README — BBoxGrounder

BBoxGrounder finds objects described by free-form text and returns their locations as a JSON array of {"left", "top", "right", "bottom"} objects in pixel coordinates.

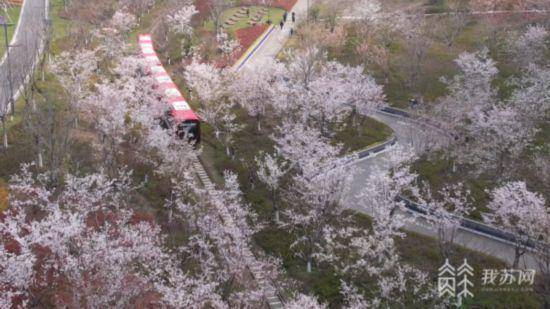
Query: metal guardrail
[
  {"left": 377, "top": 106, "right": 546, "bottom": 252},
  {"left": 396, "top": 186, "right": 543, "bottom": 251},
  {"left": 355, "top": 135, "right": 398, "bottom": 159},
  {"left": 379, "top": 106, "right": 455, "bottom": 138}
]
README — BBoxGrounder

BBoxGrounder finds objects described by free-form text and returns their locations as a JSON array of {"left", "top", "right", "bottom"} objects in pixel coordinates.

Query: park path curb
[
  {"left": 233, "top": 24, "right": 275, "bottom": 71},
  {"left": 1, "top": 0, "right": 49, "bottom": 118},
  {"left": 360, "top": 106, "right": 544, "bottom": 268},
  {"left": 0, "top": 0, "right": 25, "bottom": 64}
]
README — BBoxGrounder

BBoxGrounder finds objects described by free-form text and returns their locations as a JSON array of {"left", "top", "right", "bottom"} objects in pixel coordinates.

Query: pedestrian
[
  {"left": 292, "top": 12, "right": 295, "bottom": 22},
  {"left": 290, "top": 27, "right": 294, "bottom": 36},
  {"left": 283, "top": 11, "right": 288, "bottom": 22},
  {"left": 246, "top": 8, "right": 250, "bottom": 17},
  {"left": 280, "top": 20, "right": 284, "bottom": 30}
]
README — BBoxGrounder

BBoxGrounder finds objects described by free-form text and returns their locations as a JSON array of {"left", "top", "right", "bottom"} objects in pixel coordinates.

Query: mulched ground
[{"left": 234, "top": 24, "right": 268, "bottom": 60}]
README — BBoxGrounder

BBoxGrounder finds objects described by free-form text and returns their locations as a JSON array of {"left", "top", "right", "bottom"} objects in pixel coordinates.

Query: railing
[
  {"left": 374, "top": 106, "right": 545, "bottom": 253},
  {"left": 0, "top": 0, "right": 49, "bottom": 120},
  {"left": 397, "top": 191, "right": 543, "bottom": 252},
  {"left": 378, "top": 106, "right": 456, "bottom": 139}
]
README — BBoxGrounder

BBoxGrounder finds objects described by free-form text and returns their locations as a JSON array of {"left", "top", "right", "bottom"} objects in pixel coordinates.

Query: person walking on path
[
  {"left": 280, "top": 20, "right": 284, "bottom": 30},
  {"left": 292, "top": 12, "right": 295, "bottom": 22},
  {"left": 290, "top": 27, "right": 294, "bottom": 36},
  {"left": 283, "top": 11, "right": 288, "bottom": 22}
]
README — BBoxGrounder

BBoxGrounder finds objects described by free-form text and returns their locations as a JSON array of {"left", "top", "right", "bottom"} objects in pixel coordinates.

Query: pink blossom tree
[
  {"left": 229, "top": 59, "right": 284, "bottom": 132},
  {"left": 416, "top": 184, "right": 471, "bottom": 258},
  {"left": 286, "top": 293, "right": 326, "bottom": 308},
  {"left": 315, "top": 147, "right": 439, "bottom": 307},
  {"left": 272, "top": 48, "right": 385, "bottom": 136},
  {"left": 436, "top": 49, "right": 536, "bottom": 175},
  {"left": 184, "top": 60, "right": 242, "bottom": 156},
  {"left": 166, "top": 5, "right": 198, "bottom": 36},
  {"left": 509, "top": 25, "right": 549, "bottom": 67},
  {"left": 110, "top": 10, "right": 138, "bottom": 34},
  {"left": 487, "top": 181, "right": 548, "bottom": 267},
  {"left": 273, "top": 122, "right": 349, "bottom": 272},
  {"left": 0, "top": 166, "right": 225, "bottom": 307},
  {"left": 255, "top": 151, "right": 288, "bottom": 222}
]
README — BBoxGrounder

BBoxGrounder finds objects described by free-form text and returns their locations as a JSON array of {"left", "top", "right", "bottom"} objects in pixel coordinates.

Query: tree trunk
[
  {"left": 513, "top": 246, "right": 523, "bottom": 268},
  {"left": 38, "top": 151, "right": 43, "bottom": 168},
  {"left": 2, "top": 118, "right": 7, "bottom": 148}
]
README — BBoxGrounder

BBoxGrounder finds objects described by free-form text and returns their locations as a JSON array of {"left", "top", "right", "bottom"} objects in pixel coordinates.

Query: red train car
[{"left": 138, "top": 34, "right": 200, "bottom": 144}]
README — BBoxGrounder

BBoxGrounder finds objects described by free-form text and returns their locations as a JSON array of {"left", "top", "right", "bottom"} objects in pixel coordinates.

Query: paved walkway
[
  {"left": 344, "top": 111, "right": 539, "bottom": 269},
  {"left": 0, "top": 0, "right": 48, "bottom": 119},
  {"left": 240, "top": 0, "right": 310, "bottom": 71}
]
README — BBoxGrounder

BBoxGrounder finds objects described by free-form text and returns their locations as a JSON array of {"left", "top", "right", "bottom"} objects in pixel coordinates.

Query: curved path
[
  {"left": 241, "top": 0, "right": 540, "bottom": 270},
  {"left": 0, "top": 0, "right": 48, "bottom": 120},
  {"left": 346, "top": 111, "right": 538, "bottom": 269}
]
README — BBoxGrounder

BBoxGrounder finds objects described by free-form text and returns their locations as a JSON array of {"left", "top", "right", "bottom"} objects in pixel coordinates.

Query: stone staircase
[{"left": 192, "top": 157, "right": 285, "bottom": 309}]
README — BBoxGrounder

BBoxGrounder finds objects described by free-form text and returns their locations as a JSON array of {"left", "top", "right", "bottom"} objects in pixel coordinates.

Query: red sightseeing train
[{"left": 138, "top": 34, "right": 201, "bottom": 144}]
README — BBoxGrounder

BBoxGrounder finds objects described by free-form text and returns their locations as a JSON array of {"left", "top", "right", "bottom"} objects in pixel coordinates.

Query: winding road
[{"left": 242, "top": 0, "right": 540, "bottom": 270}]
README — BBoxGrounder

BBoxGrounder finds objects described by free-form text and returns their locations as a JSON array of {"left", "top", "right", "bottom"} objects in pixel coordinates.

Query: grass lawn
[
  {"left": 254, "top": 212, "right": 542, "bottom": 307},
  {"left": 0, "top": 0, "right": 78, "bottom": 184},
  {"left": 0, "top": 5, "right": 22, "bottom": 56},
  {"left": 205, "top": 6, "right": 285, "bottom": 36},
  {"left": 335, "top": 117, "right": 393, "bottom": 153}
]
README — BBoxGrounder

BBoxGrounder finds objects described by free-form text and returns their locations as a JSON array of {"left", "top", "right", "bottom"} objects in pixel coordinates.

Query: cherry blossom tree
[
  {"left": 273, "top": 121, "right": 341, "bottom": 177},
  {"left": 119, "top": 0, "right": 156, "bottom": 21},
  {"left": 509, "top": 64, "right": 550, "bottom": 124},
  {"left": 208, "top": 0, "right": 234, "bottom": 33},
  {"left": 487, "top": 181, "right": 548, "bottom": 267},
  {"left": 229, "top": 59, "right": 285, "bottom": 131},
  {"left": 166, "top": 5, "right": 198, "bottom": 36},
  {"left": 110, "top": 10, "right": 138, "bottom": 34},
  {"left": 509, "top": 25, "right": 548, "bottom": 67},
  {"left": 416, "top": 184, "right": 471, "bottom": 258},
  {"left": 314, "top": 147, "right": 439, "bottom": 307},
  {"left": 273, "top": 48, "right": 385, "bottom": 136},
  {"left": 286, "top": 293, "right": 326, "bottom": 308},
  {"left": 0, "top": 166, "right": 225, "bottom": 307},
  {"left": 19, "top": 50, "right": 100, "bottom": 185},
  {"left": 184, "top": 60, "right": 242, "bottom": 156},
  {"left": 435, "top": 49, "right": 536, "bottom": 175},
  {"left": 283, "top": 163, "right": 350, "bottom": 273},
  {"left": 273, "top": 122, "right": 349, "bottom": 272},
  {"left": 216, "top": 30, "right": 240, "bottom": 57},
  {"left": 434, "top": 0, "right": 471, "bottom": 51},
  {"left": 440, "top": 49, "right": 549, "bottom": 178},
  {"left": 50, "top": 49, "right": 99, "bottom": 107},
  {"left": 255, "top": 151, "right": 287, "bottom": 222}
]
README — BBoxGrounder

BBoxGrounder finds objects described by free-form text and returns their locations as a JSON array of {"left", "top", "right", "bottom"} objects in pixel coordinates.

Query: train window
[{"left": 177, "top": 121, "right": 199, "bottom": 142}]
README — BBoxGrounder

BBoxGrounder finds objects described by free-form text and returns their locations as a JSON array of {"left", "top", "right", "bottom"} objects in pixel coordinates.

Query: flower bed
[
  {"left": 234, "top": 24, "right": 268, "bottom": 60},
  {"left": 272, "top": 0, "right": 298, "bottom": 11}
]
